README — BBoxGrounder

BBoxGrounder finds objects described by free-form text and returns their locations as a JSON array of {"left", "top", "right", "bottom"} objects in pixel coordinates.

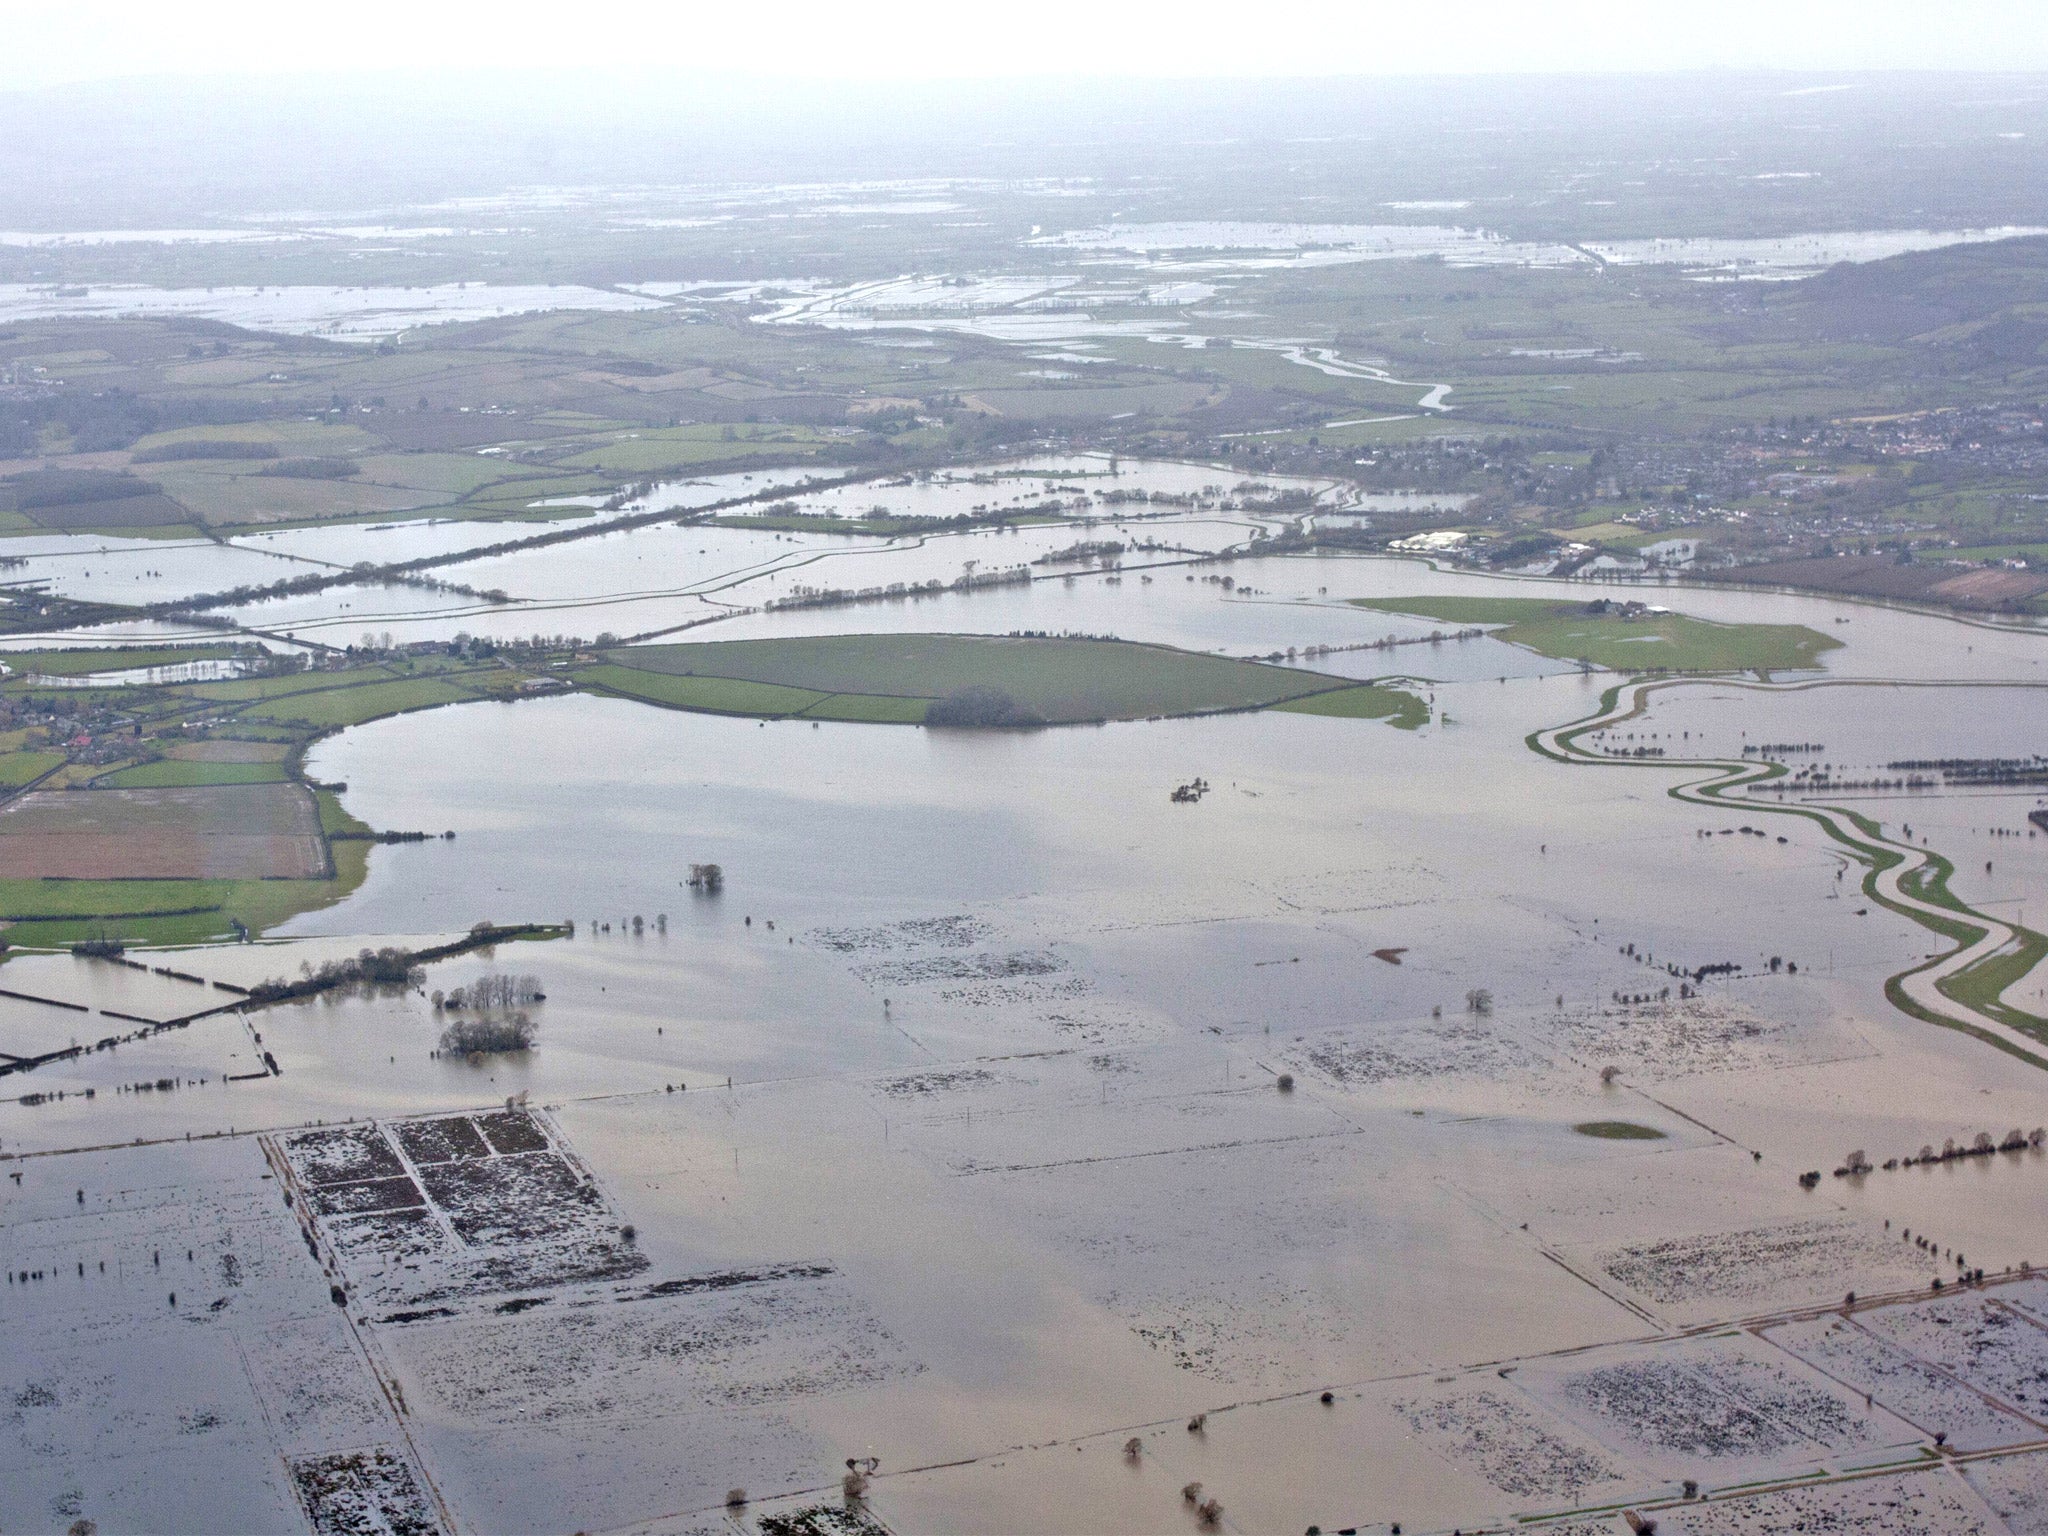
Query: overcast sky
[{"left": 7, "top": 0, "right": 2048, "bottom": 90}]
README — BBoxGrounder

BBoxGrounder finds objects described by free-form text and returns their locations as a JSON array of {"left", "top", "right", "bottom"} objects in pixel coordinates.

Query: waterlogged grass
[
  {"left": 596, "top": 633, "right": 1350, "bottom": 725},
  {"left": 1273, "top": 684, "right": 1430, "bottom": 728},
  {"left": 314, "top": 787, "right": 370, "bottom": 838},
  {"left": 1573, "top": 1120, "right": 1668, "bottom": 1140},
  {"left": 1352, "top": 596, "right": 1840, "bottom": 673},
  {"left": 183, "top": 672, "right": 363, "bottom": 703},
  {"left": 1862, "top": 827, "right": 2048, "bottom": 1037},
  {"left": 1547, "top": 681, "right": 2048, "bottom": 1057},
  {"left": 1937, "top": 920, "right": 2048, "bottom": 1034}
]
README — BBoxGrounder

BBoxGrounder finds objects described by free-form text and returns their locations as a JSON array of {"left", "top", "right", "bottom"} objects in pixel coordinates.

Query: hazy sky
[{"left": 7, "top": 0, "right": 2048, "bottom": 88}]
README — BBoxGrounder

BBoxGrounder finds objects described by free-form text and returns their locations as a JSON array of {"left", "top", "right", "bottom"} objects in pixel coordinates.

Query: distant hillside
[{"left": 1730, "top": 234, "right": 2048, "bottom": 367}]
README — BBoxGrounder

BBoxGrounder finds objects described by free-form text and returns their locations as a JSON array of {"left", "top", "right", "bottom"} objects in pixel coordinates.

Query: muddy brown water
[{"left": 3, "top": 542, "right": 2047, "bottom": 1534}]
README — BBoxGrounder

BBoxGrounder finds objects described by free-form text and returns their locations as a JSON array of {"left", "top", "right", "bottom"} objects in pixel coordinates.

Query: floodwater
[
  {"left": 1027, "top": 221, "right": 2048, "bottom": 281},
  {"left": 200, "top": 457, "right": 1348, "bottom": 644},
  {"left": 0, "top": 534, "right": 313, "bottom": 606},
  {"left": 0, "top": 282, "right": 666, "bottom": 340},
  {"left": 1585, "top": 226, "right": 2048, "bottom": 277},
  {"left": 5, "top": 499, "right": 2048, "bottom": 1534},
  {"left": 14, "top": 657, "right": 255, "bottom": 688}
]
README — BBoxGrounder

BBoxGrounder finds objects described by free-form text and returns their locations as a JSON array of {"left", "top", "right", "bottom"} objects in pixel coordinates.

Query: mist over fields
[{"left": 4, "top": 70, "right": 2047, "bottom": 239}]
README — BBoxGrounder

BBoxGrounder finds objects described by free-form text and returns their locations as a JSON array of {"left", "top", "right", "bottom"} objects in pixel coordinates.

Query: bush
[
  {"left": 440, "top": 972, "right": 543, "bottom": 1010},
  {"left": 925, "top": 686, "right": 1045, "bottom": 728},
  {"left": 249, "top": 945, "right": 422, "bottom": 1003}
]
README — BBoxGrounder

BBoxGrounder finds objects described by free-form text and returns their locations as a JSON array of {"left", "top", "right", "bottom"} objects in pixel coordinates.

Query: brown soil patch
[
  {"left": 1720, "top": 555, "right": 2048, "bottom": 611},
  {"left": 1926, "top": 567, "right": 2048, "bottom": 605},
  {"left": 166, "top": 739, "right": 292, "bottom": 763},
  {"left": 0, "top": 783, "right": 326, "bottom": 879},
  {"left": 1725, "top": 555, "right": 1944, "bottom": 599}
]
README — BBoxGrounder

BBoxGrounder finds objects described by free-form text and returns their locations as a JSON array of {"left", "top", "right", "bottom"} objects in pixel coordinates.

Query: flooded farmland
[
  {"left": 4, "top": 481, "right": 2047, "bottom": 1533},
  {"left": 11, "top": 55, "right": 2048, "bottom": 1527}
]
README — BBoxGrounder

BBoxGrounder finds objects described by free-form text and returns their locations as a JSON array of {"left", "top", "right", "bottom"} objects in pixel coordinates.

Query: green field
[
  {"left": 590, "top": 633, "right": 1356, "bottom": 725},
  {"left": 0, "top": 633, "right": 1415, "bottom": 945},
  {"left": 0, "top": 785, "right": 377, "bottom": 948},
  {"left": 235, "top": 674, "right": 484, "bottom": 729},
  {"left": 0, "top": 869, "right": 367, "bottom": 948},
  {"left": 0, "top": 748, "right": 66, "bottom": 786},
  {"left": 1935, "top": 925, "right": 2048, "bottom": 1032},
  {"left": 1, "top": 644, "right": 241, "bottom": 677},
  {"left": 577, "top": 664, "right": 833, "bottom": 718},
  {"left": 93, "top": 758, "right": 291, "bottom": 788},
  {"left": 0, "top": 658, "right": 493, "bottom": 945},
  {"left": 1351, "top": 597, "right": 1841, "bottom": 673},
  {"left": 1271, "top": 684, "right": 1431, "bottom": 728}
]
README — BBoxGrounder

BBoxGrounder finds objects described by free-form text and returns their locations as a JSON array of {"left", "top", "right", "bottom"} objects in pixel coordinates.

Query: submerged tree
[
  {"left": 440, "top": 1012, "right": 537, "bottom": 1056},
  {"left": 441, "top": 973, "right": 543, "bottom": 1011}
]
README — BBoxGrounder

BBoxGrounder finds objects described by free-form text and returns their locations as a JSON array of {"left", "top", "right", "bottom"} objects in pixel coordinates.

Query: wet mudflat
[{"left": 3, "top": 538, "right": 2048, "bottom": 1533}]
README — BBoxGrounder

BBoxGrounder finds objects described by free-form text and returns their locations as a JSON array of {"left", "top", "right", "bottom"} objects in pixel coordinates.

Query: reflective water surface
[{"left": 4, "top": 502, "right": 2048, "bottom": 1535}]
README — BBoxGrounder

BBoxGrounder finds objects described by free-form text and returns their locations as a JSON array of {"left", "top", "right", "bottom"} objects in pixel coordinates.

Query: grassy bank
[
  {"left": 585, "top": 632, "right": 1378, "bottom": 726},
  {"left": 1352, "top": 596, "right": 1840, "bottom": 673}
]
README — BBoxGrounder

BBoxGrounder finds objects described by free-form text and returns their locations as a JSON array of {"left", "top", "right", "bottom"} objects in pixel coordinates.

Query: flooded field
[
  {"left": 0, "top": 282, "right": 664, "bottom": 339},
  {"left": 3, "top": 457, "right": 2048, "bottom": 1535},
  {"left": 13, "top": 52, "right": 2048, "bottom": 1527}
]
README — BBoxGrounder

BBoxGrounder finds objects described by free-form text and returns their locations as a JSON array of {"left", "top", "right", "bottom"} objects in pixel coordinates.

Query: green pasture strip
[
  {"left": 235, "top": 675, "right": 484, "bottom": 729},
  {"left": 1353, "top": 596, "right": 1841, "bottom": 672},
  {"left": 1534, "top": 681, "right": 2048, "bottom": 1056},
  {"left": 1271, "top": 684, "right": 1430, "bottom": 728},
  {"left": 92, "top": 759, "right": 290, "bottom": 789},
  {"left": 0, "top": 749, "right": 66, "bottom": 787},
  {"left": 576, "top": 664, "right": 832, "bottom": 718}
]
